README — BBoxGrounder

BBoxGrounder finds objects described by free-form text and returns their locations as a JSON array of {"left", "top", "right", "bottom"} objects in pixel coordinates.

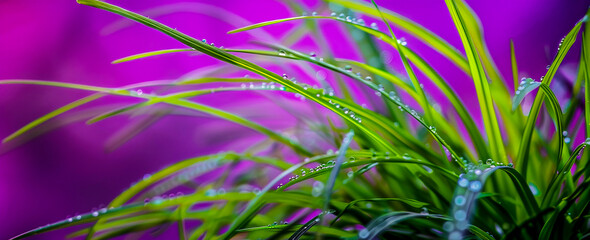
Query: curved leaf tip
[{"left": 512, "top": 78, "right": 540, "bottom": 111}]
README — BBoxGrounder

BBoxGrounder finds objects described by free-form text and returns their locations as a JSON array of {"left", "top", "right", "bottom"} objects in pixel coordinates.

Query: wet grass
[{"left": 3, "top": 0, "right": 590, "bottom": 239}]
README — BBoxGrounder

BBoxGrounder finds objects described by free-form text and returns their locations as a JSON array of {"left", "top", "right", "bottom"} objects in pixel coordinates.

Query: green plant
[{"left": 4, "top": 0, "right": 590, "bottom": 239}]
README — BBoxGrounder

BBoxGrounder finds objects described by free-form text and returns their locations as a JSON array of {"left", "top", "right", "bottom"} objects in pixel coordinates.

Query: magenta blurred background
[{"left": 0, "top": 0, "right": 586, "bottom": 238}]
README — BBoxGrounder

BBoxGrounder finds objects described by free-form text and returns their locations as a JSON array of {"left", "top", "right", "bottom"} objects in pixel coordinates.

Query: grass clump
[{"left": 3, "top": 0, "right": 590, "bottom": 239}]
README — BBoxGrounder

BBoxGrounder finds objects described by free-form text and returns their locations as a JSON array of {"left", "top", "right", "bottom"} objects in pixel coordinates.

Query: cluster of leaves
[{"left": 4, "top": 0, "right": 590, "bottom": 239}]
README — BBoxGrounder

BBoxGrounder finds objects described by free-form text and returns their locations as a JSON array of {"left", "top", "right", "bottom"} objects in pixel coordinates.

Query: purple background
[{"left": 0, "top": 0, "right": 586, "bottom": 238}]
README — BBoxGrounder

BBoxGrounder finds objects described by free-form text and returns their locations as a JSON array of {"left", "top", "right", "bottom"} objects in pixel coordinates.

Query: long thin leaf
[{"left": 444, "top": 0, "right": 506, "bottom": 163}]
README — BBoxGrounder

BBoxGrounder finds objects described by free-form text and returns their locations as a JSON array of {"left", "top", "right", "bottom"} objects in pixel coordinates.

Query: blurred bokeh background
[{"left": 0, "top": 0, "right": 586, "bottom": 238}]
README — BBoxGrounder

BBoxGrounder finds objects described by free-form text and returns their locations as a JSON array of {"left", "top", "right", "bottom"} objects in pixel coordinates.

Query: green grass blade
[
  {"left": 444, "top": 0, "right": 507, "bottom": 163},
  {"left": 2, "top": 94, "right": 105, "bottom": 143},
  {"left": 538, "top": 83, "right": 565, "bottom": 161},
  {"left": 112, "top": 48, "right": 194, "bottom": 63},
  {"left": 228, "top": 16, "right": 332, "bottom": 34},
  {"left": 515, "top": 14, "right": 586, "bottom": 178},
  {"left": 510, "top": 40, "right": 519, "bottom": 91}
]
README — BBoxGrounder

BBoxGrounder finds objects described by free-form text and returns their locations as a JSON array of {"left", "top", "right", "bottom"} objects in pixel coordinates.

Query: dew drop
[
  {"left": 420, "top": 207, "right": 429, "bottom": 215},
  {"left": 454, "top": 210, "right": 467, "bottom": 221},
  {"left": 151, "top": 196, "right": 165, "bottom": 205},
  {"left": 428, "top": 126, "right": 437, "bottom": 133},
  {"left": 397, "top": 37, "right": 407, "bottom": 46},
  {"left": 442, "top": 221, "right": 454, "bottom": 231},
  {"left": 370, "top": 22, "right": 378, "bottom": 30},
  {"left": 469, "top": 180, "right": 482, "bottom": 192},
  {"left": 456, "top": 220, "right": 469, "bottom": 231},
  {"left": 454, "top": 195, "right": 466, "bottom": 206},
  {"left": 448, "top": 231, "right": 462, "bottom": 240},
  {"left": 312, "top": 181, "right": 324, "bottom": 197},
  {"left": 205, "top": 189, "right": 217, "bottom": 197},
  {"left": 496, "top": 224, "right": 504, "bottom": 235},
  {"left": 458, "top": 178, "right": 469, "bottom": 188},
  {"left": 359, "top": 228, "right": 369, "bottom": 238}
]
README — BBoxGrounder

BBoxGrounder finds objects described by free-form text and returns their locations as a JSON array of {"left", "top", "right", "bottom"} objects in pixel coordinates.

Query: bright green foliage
[{"left": 4, "top": 0, "right": 590, "bottom": 239}]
